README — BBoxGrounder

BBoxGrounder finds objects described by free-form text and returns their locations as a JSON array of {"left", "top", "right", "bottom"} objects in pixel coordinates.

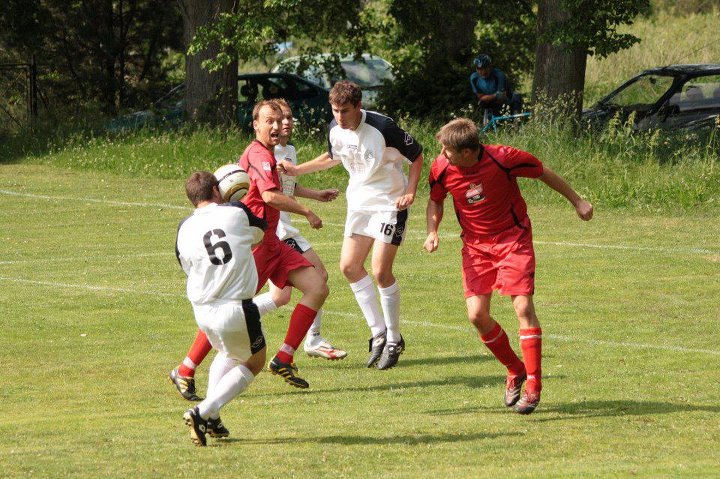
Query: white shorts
[
  {"left": 192, "top": 299, "right": 266, "bottom": 362},
  {"left": 344, "top": 209, "right": 408, "bottom": 246}
]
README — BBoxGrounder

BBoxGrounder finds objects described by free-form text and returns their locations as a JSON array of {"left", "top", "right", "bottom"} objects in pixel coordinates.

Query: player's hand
[
  {"left": 423, "top": 232, "right": 439, "bottom": 253},
  {"left": 317, "top": 189, "right": 339, "bottom": 202},
  {"left": 306, "top": 211, "right": 323, "bottom": 229},
  {"left": 575, "top": 199, "right": 593, "bottom": 221},
  {"left": 278, "top": 160, "right": 298, "bottom": 176},
  {"left": 395, "top": 193, "right": 415, "bottom": 211}
]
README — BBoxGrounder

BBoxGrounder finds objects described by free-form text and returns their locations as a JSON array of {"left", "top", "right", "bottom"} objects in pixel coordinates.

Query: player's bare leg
[{"left": 467, "top": 294, "right": 527, "bottom": 407}]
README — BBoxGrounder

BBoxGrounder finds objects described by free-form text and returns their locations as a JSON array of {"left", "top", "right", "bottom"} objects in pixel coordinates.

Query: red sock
[
  {"left": 480, "top": 323, "right": 525, "bottom": 376},
  {"left": 276, "top": 304, "right": 317, "bottom": 363},
  {"left": 178, "top": 329, "right": 212, "bottom": 377},
  {"left": 519, "top": 328, "right": 542, "bottom": 393}
]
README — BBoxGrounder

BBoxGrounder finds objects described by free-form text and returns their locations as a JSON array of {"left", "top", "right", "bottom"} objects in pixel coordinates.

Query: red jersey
[
  {"left": 238, "top": 140, "right": 281, "bottom": 246},
  {"left": 428, "top": 144, "right": 543, "bottom": 239}
]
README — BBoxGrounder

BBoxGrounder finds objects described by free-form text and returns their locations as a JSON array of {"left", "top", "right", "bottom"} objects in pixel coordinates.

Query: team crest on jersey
[
  {"left": 404, "top": 133, "right": 414, "bottom": 145},
  {"left": 465, "top": 182, "right": 485, "bottom": 204},
  {"left": 262, "top": 161, "right": 272, "bottom": 171}
]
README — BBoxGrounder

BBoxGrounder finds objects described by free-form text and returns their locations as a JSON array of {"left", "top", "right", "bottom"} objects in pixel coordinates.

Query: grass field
[{"left": 1, "top": 163, "right": 718, "bottom": 478}]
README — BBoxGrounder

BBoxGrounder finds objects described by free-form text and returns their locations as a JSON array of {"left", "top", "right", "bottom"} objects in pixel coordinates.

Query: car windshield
[
  {"left": 340, "top": 58, "right": 394, "bottom": 87},
  {"left": 602, "top": 74, "right": 674, "bottom": 109},
  {"left": 275, "top": 55, "right": 393, "bottom": 89}
]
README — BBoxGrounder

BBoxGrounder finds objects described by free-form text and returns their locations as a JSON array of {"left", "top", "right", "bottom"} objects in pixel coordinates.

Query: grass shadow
[
  {"left": 537, "top": 399, "right": 720, "bottom": 422},
  {"left": 217, "top": 430, "right": 522, "bottom": 447}
]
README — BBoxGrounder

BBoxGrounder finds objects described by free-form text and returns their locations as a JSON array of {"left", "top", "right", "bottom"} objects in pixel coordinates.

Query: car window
[
  {"left": 677, "top": 75, "right": 720, "bottom": 111},
  {"left": 605, "top": 74, "right": 674, "bottom": 108}
]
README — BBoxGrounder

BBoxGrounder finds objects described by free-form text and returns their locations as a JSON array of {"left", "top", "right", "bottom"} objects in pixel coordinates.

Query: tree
[
  {"left": 532, "top": 0, "right": 650, "bottom": 117},
  {"left": 378, "top": 0, "right": 536, "bottom": 118},
  {"left": 178, "top": 0, "right": 237, "bottom": 124},
  {"left": 0, "top": 0, "right": 183, "bottom": 116}
]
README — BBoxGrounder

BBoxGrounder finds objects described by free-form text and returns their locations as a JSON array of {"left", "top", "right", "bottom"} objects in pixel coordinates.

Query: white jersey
[
  {"left": 176, "top": 202, "right": 265, "bottom": 305},
  {"left": 327, "top": 110, "right": 423, "bottom": 211},
  {"left": 274, "top": 143, "right": 301, "bottom": 241}
]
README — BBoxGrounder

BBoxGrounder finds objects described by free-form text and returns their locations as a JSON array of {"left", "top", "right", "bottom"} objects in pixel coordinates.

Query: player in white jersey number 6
[
  {"left": 279, "top": 81, "right": 424, "bottom": 370},
  {"left": 175, "top": 171, "right": 267, "bottom": 446}
]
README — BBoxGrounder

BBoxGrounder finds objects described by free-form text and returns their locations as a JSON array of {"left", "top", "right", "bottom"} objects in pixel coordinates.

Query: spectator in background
[{"left": 470, "top": 54, "right": 523, "bottom": 119}]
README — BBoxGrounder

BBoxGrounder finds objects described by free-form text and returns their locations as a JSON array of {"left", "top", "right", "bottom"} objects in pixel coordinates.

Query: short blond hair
[{"left": 435, "top": 118, "right": 481, "bottom": 152}]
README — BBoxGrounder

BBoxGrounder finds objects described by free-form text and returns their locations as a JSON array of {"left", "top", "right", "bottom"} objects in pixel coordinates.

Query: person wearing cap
[{"left": 470, "top": 54, "right": 522, "bottom": 117}]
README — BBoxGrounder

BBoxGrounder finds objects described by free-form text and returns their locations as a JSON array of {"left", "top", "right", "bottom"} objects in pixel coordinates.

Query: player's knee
[
  {"left": 468, "top": 312, "right": 492, "bottom": 330},
  {"left": 371, "top": 268, "right": 394, "bottom": 288},
  {"left": 340, "top": 260, "right": 361, "bottom": 280}
]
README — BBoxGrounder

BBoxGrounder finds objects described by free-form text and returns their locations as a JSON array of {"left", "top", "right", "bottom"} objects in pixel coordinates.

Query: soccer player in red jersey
[
  {"left": 424, "top": 118, "right": 593, "bottom": 414},
  {"left": 173, "top": 100, "right": 329, "bottom": 391}
]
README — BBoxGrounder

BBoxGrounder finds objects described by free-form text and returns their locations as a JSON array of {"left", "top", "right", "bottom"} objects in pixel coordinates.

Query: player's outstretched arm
[
  {"left": 396, "top": 154, "right": 424, "bottom": 211},
  {"left": 424, "top": 198, "right": 444, "bottom": 253},
  {"left": 294, "top": 184, "right": 340, "bottom": 202},
  {"left": 538, "top": 166, "right": 594, "bottom": 221},
  {"left": 278, "top": 152, "right": 341, "bottom": 177},
  {"left": 261, "top": 189, "right": 323, "bottom": 229}
]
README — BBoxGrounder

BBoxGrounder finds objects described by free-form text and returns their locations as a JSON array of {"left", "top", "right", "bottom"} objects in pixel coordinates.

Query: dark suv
[{"left": 582, "top": 64, "right": 720, "bottom": 131}]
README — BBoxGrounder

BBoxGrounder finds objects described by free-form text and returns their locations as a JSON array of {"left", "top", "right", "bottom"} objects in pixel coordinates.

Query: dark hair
[
  {"left": 473, "top": 54, "right": 492, "bottom": 68},
  {"left": 252, "top": 99, "right": 282, "bottom": 120},
  {"left": 329, "top": 80, "right": 362, "bottom": 106},
  {"left": 435, "top": 118, "right": 481, "bottom": 152},
  {"left": 185, "top": 171, "right": 218, "bottom": 206}
]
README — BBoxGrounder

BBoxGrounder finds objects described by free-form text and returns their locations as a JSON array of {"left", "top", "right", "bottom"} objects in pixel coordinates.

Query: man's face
[
  {"left": 331, "top": 101, "right": 362, "bottom": 130},
  {"left": 476, "top": 65, "right": 492, "bottom": 79},
  {"left": 254, "top": 105, "right": 282, "bottom": 147},
  {"left": 440, "top": 144, "right": 472, "bottom": 166},
  {"left": 280, "top": 107, "right": 294, "bottom": 139}
]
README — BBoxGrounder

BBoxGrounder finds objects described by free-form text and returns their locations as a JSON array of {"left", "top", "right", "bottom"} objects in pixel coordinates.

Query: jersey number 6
[{"left": 203, "top": 229, "right": 233, "bottom": 265}]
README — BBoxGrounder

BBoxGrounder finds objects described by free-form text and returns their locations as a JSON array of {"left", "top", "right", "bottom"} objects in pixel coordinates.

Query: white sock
[
  {"left": 306, "top": 309, "right": 323, "bottom": 340},
  {"left": 378, "top": 281, "right": 401, "bottom": 343},
  {"left": 198, "top": 363, "right": 254, "bottom": 419},
  {"left": 349, "top": 275, "right": 386, "bottom": 337},
  {"left": 253, "top": 292, "right": 277, "bottom": 316},
  {"left": 205, "top": 351, "right": 237, "bottom": 417}
]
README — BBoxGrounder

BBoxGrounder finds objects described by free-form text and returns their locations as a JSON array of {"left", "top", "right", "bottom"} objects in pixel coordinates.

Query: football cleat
[
  {"left": 366, "top": 331, "right": 387, "bottom": 368},
  {"left": 376, "top": 335, "right": 405, "bottom": 370},
  {"left": 304, "top": 335, "right": 348, "bottom": 360},
  {"left": 514, "top": 390, "right": 541, "bottom": 415},
  {"left": 504, "top": 372, "right": 527, "bottom": 407},
  {"left": 268, "top": 356, "right": 309, "bottom": 389},
  {"left": 207, "top": 417, "right": 230, "bottom": 438},
  {"left": 183, "top": 406, "right": 208, "bottom": 446},
  {"left": 168, "top": 368, "right": 202, "bottom": 401}
]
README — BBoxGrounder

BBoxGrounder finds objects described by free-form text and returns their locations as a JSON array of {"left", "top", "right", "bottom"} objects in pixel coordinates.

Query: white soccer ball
[{"left": 214, "top": 164, "right": 250, "bottom": 202}]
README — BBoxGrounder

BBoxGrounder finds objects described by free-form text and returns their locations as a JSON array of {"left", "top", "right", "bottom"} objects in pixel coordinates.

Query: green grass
[{"left": 1, "top": 163, "right": 719, "bottom": 478}]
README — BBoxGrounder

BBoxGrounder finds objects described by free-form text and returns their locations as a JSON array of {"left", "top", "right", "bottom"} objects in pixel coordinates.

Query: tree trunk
[
  {"left": 532, "top": 0, "right": 587, "bottom": 118},
  {"left": 178, "top": 0, "right": 237, "bottom": 124}
]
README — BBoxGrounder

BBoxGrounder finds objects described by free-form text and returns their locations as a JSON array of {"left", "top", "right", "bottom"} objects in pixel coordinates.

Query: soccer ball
[{"left": 214, "top": 164, "right": 250, "bottom": 202}]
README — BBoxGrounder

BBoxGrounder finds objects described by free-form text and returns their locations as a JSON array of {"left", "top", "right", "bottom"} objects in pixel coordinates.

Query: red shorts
[
  {"left": 253, "top": 240, "right": 313, "bottom": 292},
  {"left": 461, "top": 219, "right": 535, "bottom": 297}
]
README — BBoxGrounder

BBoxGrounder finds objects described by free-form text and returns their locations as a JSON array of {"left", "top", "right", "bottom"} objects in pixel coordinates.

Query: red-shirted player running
[{"left": 424, "top": 118, "right": 593, "bottom": 414}]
